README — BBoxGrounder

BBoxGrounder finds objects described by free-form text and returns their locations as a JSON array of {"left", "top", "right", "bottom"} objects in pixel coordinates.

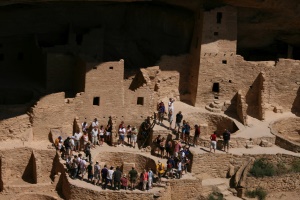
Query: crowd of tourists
[{"left": 53, "top": 97, "right": 231, "bottom": 192}]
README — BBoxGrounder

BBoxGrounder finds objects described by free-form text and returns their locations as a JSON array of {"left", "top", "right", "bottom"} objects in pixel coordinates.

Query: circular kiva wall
[
  {"left": 185, "top": 112, "right": 239, "bottom": 136},
  {"left": 270, "top": 117, "right": 300, "bottom": 153},
  {"left": 12, "top": 193, "right": 58, "bottom": 200},
  {"left": 94, "top": 152, "right": 157, "bottom": 174}
]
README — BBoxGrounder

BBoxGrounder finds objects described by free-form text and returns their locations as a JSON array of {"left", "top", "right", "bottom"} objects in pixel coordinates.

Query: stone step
[{"left": 224, "top": 195, "right": 243, "bottom": 200}]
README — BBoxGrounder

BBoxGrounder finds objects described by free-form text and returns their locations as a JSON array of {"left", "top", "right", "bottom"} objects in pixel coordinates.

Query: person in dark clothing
[
  {"left": 223, "top": 129, "right": 231, "bottom": 153},
  {"left": 85, "top": 142, "right": 92, "bottom": 162},
  {"left": 101, "top": 165, "right": 108, "bottom": 189},
  {"left": 174, "top": 111, "right": 183, "bottom": 133},
  {"left": 128, "top": 167, "right": 138, "bottom": 190},
  {"left": 113, "top": 166, "right": 122, "bottom": 190},
  {"left": 193, "top": 125, "right": 200, "bottom": 147}
]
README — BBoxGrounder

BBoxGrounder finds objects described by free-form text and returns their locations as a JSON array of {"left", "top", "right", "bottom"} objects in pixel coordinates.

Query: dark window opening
[
  {"left": 212, "top": 83, "right": 220, "bottom": 93},
  {"left": 217, "top": 12, "right": 222, "bottom": 24},
  {"left": 109, "top": 66, "right": 113, "bottom": 69},
  {"left": 17, "top": 52, "right": 24, "bottom": 60},
  {"left": 137, "top": 97, "right": 144, "bottom": 105},
  {"left": 76, "top": 34, "right": 83, "bottom": 45},
  {"left": 222, "top": 60, "right": 227, "bottom": 64},
  {"left": 0, "top": 54, "right": 4, "bottom": 61},
  {"left": 229, "top": 80, "right": 232, "bottom": 83},
  {"left": 214, "top": 96, "right": 219, "bottom": 99},
  {"left": 93, "top": 66, "right": 97, "bottom": 70},
  {"left": 93, "top": 97, "right": 100, "bottom": 106},
  {"left": 214, "top": 32, "right": 219, "bottom": 36},
  {"left": 249, "top": 86, "right": 253, "bottom": 89}
]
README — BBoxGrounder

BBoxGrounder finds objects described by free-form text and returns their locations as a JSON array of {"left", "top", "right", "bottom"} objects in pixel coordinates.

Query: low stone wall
[
  {"left": 198, "top": 136, "right": 275, "bottom": 149},
  {"left": 168, "top": 178, "right": 203, "bottom": 200},
  {"left": 245, "top": 173, "right": 300, "bottom": 192},
  {"left": 275, "top": 136, "right": 300, "bottom": 153},
  {"left": 270, "top": 117, "right": 300, "bottom": 153}
]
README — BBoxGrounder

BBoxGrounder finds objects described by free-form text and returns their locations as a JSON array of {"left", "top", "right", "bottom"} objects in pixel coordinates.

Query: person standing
[
  {"left": 101, "top": 165, "right": 108, "bottom": 189},
  {"left": 210, "top": 131, "right": 217, "bottom": 153},
  {"left": 142, "top": 169, "right": 149, "bottom": 191},
  {"left": 87, "top": 161, "right": 94, "bottom": 183},
  {"left": 120, "top": 174, "right": 128, "bottom": 190},
  {"left": 174, "top": 111, "right": 183, "bottom": 134},
  {"left": 158, "top": 101, "right": 165, "bottom": 125},
  {"left": 105, "top": 123, "right": 112, "bottom": 144},
  {"left": 156, "top": 161, "right": 165, "bottom": 184},
  {"left": 131, "top": 126, "right": 138, "bottom": 148},
  {"left": 184, "top": 122, "right": 191, "bottom": 145},
  {"left": 91, "top": 127, "right": 98, "bottom": 148},
  {"left": 118, "top": 125, "right": 126, "bottom": 146},
  {"left": 126, "top": 125, "right": 132, "bottom": 146},
  {"left": 148, "top": 168, "right": 153, "bottom": 189},
  {"left": 177, "top": 161, "right": 182, "bottom": 179},
  {"left": 113, "top": 166, "right": 122, "bottom": 190},
  {"left": 92, "top": 118, "right": 99, "bottom": 128},
  {"left": 193, "top": 125, "right": 201, "bottom": 147},
  {"left": 128, "top": 167, "right": 138, "bottom": 190},
  {"left": 107, "top": 166, "right": 114, "bottom": 189},
  {"left": 223, "top": 129, "right": 231, "bottom": 153},
  {"left": 93, "top": 161, "right": 101, "bottom": 185}
]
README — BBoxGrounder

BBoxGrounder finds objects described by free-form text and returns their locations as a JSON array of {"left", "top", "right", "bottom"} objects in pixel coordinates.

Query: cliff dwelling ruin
[{"left": 0, "top": 0, "right": 299, "bottom": 200}]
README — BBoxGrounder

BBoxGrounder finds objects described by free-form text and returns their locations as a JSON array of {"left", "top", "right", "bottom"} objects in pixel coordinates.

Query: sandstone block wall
[
  {"left": 30, "top": 92, "right": 75, "bottom": 140},
  {"left": 0, "top": 114, "right": 32, "bottom": 141},
  {"left": 245, "top": 173, "right": 300, "bottom": 192},
  {"left": 168, "top": 179, "right": 203, "bottom": 200},
  {"left": 270, "top": 117, "right": 300, "bottom": 153}
]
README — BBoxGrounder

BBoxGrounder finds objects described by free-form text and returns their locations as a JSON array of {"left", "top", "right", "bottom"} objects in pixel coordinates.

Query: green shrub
[
  {"left": 245, "top": 187, "right": 267, "bottom": 200},
  {"left": 275, "top": 162, "right": 288, "bottom": 175},
  {"left": 291, "top": 159, "right": 300, "bottom": 173},
  {"left": 249, "top": 158, "right": 275, "bottom": 177}
]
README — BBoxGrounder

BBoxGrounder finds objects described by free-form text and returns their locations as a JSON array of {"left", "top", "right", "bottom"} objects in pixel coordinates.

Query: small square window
[
  {"left": 214, "top": 32, "right": 219, "bottom": 36},
  {"left": 93, "top": 97, "right": 100, "bottom": 106},
  {"left": 222, "top": 60, "right": 227, "bottom": 64},
  {"left": 137, "top": 97, "right": 144, "bottom": 105},
  {"left": 109, "top": 66, "right": 113, "bottom": 69}
]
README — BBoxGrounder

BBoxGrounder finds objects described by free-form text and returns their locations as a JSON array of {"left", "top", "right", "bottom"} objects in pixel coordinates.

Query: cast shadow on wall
[{"left": 291, "top": 86, "right": 300, "bottom": 117}]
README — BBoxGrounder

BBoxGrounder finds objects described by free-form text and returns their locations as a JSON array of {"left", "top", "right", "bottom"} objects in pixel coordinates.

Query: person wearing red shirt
[
  {"left": 210, "top": 131, "right": 217, "bottom": 153},
  {"left": 142, "top": 169, "right": 149, "bottom": 191}
]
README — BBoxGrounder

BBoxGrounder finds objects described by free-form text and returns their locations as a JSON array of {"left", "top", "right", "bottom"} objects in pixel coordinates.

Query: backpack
[{"left": 64, "top": 138, "right": 70, "bottom": 148}]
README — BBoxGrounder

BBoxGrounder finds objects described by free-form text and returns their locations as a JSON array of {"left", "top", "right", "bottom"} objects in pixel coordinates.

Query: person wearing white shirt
[
  {"left": 74, "top": 131, "right": 82, "bottom": 152},
  {"left": 92, "top": 118, "right": 99, "bottom": 128},
  {"left": 118, "top": 126, "right": 126, "bottom": 146},
  {"left": 91, "top": 127, "right": 99, "bottom": 147},
  {"left": 80, "top": 159, "right": 87, "bottom": 180},
  {"left": 107, "top": 166, "right": 114, "bottom": 188},
  {"left": 177, "top": 161, "right": 182, "bottom": 179}
]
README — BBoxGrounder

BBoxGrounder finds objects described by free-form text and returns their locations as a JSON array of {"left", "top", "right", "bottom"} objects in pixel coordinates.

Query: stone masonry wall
[
  {"left": 0, "top": 114, "right": 32, "bottom": 141},
  {"left": 245, "top": 173, "right": 300, "bottom": 192},
  {"left": 30, "top": 92, "right": 75, "bottom": 141}
]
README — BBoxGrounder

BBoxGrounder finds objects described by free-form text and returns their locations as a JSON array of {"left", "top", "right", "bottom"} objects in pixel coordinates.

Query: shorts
[
  {"left": 185, "top": 132, "right": 190, "bottom": 135},
  {"left": 94, "top": 173, "right": 100, "bottom": 179},
  {"left": 80, "top": 168, "right": 86, "bottom": 175},
  {"left": 127, "top": 135, "right": 131, "bottom": 138},
  {"left": 106, "top": 132, "right": 111, "bottom": 136},
  {"left": 160, "top": 146, "right": 165, "bottom": 151},
  {"left": 159, "top": 112, "right": 164, "bottom": 120},
  {"left": 88, "top": 174, "right": 93, "bottom": 179},
  {"left": 223, "top": 140, "right": 229, "bottom": 147},
  {"left": 130, "top": 178, "right": 136, "bottom": 183},
  {"left": 211, "top": 141, "right": 217, "bottom": 149},
  {"left": 119, "top": 135, "right": 124, "bottom": 141},
  {"left": 74, "top": 140, "right": 80, "bottom": 146},
  {"left": 100, "top": 135, "right": 105, "bottom": 139},
  {"left": 175, "top": 122, "right": 180, "bottom": 128},
  {"left": 131, "top": 135, "right": 137, "bottom": 142}
]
